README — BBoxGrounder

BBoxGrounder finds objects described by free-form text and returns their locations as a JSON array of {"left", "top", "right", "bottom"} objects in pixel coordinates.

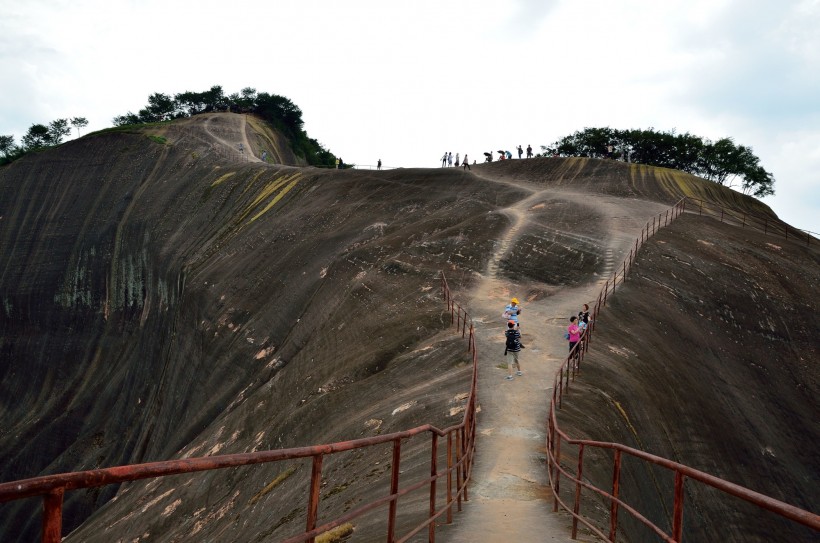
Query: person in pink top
[{"left": 567, "top": 316, "right": 581, "bottom": 352}]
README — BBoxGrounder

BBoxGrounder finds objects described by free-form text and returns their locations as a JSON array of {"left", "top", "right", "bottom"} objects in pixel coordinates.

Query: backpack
[
  {"left": 564, "top": 332, "right": 570, "bottom": 340},
  {"left": 505, "top": 330, "right": 517, "bottom": 350}
]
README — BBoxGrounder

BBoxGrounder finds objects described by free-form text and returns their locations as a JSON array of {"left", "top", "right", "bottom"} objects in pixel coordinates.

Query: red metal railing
[
  {"left": 685, "top": 196, "right": 816, "bottom": 246},
  {"left": 0, "top": 272, "right": 478, "bottom": 543},
  {"left": 546, "top": 198, "right": 820, "bottom": 540}
]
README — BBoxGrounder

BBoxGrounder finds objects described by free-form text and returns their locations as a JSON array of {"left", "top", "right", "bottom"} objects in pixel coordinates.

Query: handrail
[
  {"left": 684, "top": 196, "right": 815, "bottom": 246},
  {"left": 546, "top": 197, "right": 820, "bottom": 541},
  {"left": 0, "top": 272, "right": 478, "bottom": 543}
]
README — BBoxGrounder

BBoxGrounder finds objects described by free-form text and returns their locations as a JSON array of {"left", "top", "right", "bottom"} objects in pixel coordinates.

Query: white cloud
[{"left": 1, "top": 0, "right": 818, "bottom": 231}]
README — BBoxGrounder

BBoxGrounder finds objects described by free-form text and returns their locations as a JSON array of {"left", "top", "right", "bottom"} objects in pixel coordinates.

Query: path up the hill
[{"left": 436, "top": 178, "right": 669, "bottom": 542}]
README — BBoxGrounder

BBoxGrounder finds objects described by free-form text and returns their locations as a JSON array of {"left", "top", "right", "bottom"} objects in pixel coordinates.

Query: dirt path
[{"left": 437, "top": 177, "right": 668, "bottom": 541}]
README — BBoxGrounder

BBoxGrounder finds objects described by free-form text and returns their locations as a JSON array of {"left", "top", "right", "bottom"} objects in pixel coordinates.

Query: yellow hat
[{"left": 511, "top": 298, "right": 519, "bottom": 304}]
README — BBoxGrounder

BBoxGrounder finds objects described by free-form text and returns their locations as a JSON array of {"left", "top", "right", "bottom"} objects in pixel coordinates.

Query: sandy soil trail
[{"left": 437, "top": 174, "right": 668, "bottom": 542}]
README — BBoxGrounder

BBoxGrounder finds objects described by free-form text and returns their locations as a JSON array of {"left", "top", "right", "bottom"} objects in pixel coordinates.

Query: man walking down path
[{"left": 504, "top": 321, "right": 523, "bottom": 380}]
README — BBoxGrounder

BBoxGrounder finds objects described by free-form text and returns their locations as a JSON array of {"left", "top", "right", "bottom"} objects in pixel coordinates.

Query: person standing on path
[
  {"left": 567, "top": 316, "right": 581, "bottom": 352},
  {"left": 448, "top": 151, "right": 453, "bottom": 167},
  {"left": 455, "top": 152, "right": 460, "bottom": 167},
  {"left": 578, "top": 303, "right": 590, "bottom": 331},
  {"left": 526, "top": 144, "right": 533, "bottom": 158},
  {"left": 504, "top": 320, "right": 523, "bottom": 380},
  {"left": 377, "top": 158, "right": 382, "bottom": 170},
  {"left": 441, "top": 152, "right": 448, "bottom": 167},
  {"left": 503, "top": 297, "right": 522, "bottom": 327},
  {"left": 462, "top": 154, "right": 471, "bottom": 170},
  {"left": 517, "top": 145, "right": 523, "bottom": 159}
]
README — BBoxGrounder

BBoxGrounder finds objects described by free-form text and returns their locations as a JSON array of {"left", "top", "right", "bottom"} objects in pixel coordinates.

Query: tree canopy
[
  {"left": 541, "top": 127, "right": 775, "bottom": 197},
  {"left": 1, "top": 118, "right": 79, "bottom": 165}
]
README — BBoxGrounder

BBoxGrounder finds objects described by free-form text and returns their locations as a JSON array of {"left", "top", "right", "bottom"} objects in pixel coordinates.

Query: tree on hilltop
[
  {"left": 21, "top": 124, "right": 52, "bottom": 149},
  {"left": 71, "top": 117, "right": 89, "bottom": 137},
  {"left": 543, "top": 127, "right": 775, "bottom": 197}
]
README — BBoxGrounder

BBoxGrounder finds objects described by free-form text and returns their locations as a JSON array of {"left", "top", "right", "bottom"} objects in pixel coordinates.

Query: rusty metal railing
[
  {"left": 685, "top": 196, "right": 816, "bottom": 246},
  {"left": 546, "top": 197, "right": 820, "bottom": 541},
  {"left": 0, "top": 272, "right": 478, "bottom": 543}
]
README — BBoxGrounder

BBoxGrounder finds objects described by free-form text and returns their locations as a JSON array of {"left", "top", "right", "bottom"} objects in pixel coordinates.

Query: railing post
[
  {"left": 306, "top": 454, "right": 324, "bottom": 543},
  {"left": 572, "top": 444, "right": 585, "bottom": 539},
  {"left": 672, "top": 471, "right": 685, "bottom": 542},
  {"left": 429, "top": 433, "right": 439, "bottom": 543},
  {"left": 42, "top": 487, "right": 65, "bottom": 543},
  {"left": 446, "top": 432, "right": 453, "bottom": 524},
  {"left": 603, "top": 280, "right": 609, "bottom": 306},
  {"left": 558, "top": 368, "right": 564, "bottom": 408},
  {"left": 553, "top": 434, "right": 562, "bottom": 512},
  {"left": 665, "top": 209, "right": 669, "bottom": 226},
  {"left": 387, "top": 439, "right": 402, "bottom": 543},
  {"left": 609, "top": 450, "right": 622, "bottom": 542},
  {"left": 455, "top": 430, "right": 463, "bottom": 511}
]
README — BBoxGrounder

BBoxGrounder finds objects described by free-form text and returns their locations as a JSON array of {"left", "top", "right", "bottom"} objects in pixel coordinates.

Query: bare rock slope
[{"left": 0, "top": 113, "right": 816, "bottom": 542}]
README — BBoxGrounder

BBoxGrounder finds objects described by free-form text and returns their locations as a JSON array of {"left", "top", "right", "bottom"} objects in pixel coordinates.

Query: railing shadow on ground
[
  {"left": 0, "top": 273, "right": 477, "bottom": 543},
  {"left": 546, "top": 198, "right": 820, "bottom": 541}
]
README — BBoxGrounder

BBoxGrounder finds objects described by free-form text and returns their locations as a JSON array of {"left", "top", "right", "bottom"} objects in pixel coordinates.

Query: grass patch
[
  {"left": 248, "top": 465, "right": 297, "bottom": 505},
  {"left": 316, "top": 523, "right": 354, "bottom": 543}
]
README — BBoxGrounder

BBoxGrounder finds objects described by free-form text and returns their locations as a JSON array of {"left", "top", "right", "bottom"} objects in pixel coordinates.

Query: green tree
[
  {"left": 70, "top": 117, "right": 89, "bottom": 137},
  {"left": 22, "top": 124, "right": 52, "bottom": 149},
  {"left": 112, "top": 112, "right": 141, "bottom": 126},
  {"left": 0, "top": 135, "right": 15, "bottom": 156},
  {"left": 48, "top": 119, "right": 71, "bottom": 144},
  {"left": 142, "top": 93, "right": 175, "bottom": 122}
]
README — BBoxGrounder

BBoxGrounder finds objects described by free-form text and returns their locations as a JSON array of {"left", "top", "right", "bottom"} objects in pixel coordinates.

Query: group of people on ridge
[
  {"left": 501, "top": 299, "right": 591, "bottom": 381},
  {"left": 441, "top": 152, "right": 472, "bottom": 170},
  {"left": 483, "top": 145, "right": 534, "bottom": 162}
]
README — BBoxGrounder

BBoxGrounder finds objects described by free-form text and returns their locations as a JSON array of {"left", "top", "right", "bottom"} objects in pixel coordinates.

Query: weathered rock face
[
  {"left": 1, "top": 115, "right": 815, "bottom": 541},
  {"left": 0, "top": 116, "right": 510, "bottom": 540}
]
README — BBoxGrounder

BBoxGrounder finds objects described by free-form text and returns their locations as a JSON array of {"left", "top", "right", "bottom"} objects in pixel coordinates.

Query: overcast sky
[{"left": 2, "top": 0, "right": 818, "bottom": 232}]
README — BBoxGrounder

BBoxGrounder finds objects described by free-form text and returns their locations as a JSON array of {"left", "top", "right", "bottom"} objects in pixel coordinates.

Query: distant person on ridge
[
  {"left": 517, "top": 145, "right": 523, "bottom": 159},
  {"left": 462, "top": 154, "right": 471, "bottom": 170},
  {"left": 338, "top": 157, "right": 344, "bottom": 169},
  {"left": 377, "top": 158, "right": 382, "bottom": 170},
  {"left": 526, "top": 144, "right": 533, "bottom": 158},
  {"left": 505, "top": 150, "right": 512, "bottom": 160},
  {"left": 442, "top": 152, "right": 448, "bottom": 167},
  {"left": 504, "top": 320, "right": 524, "bottom": 380},
  {"left": 455, "top": 152, "right": 460, "bottom": 167},
  {"left": 448, "top": 152, "right": 453, "bottom": 167}
]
